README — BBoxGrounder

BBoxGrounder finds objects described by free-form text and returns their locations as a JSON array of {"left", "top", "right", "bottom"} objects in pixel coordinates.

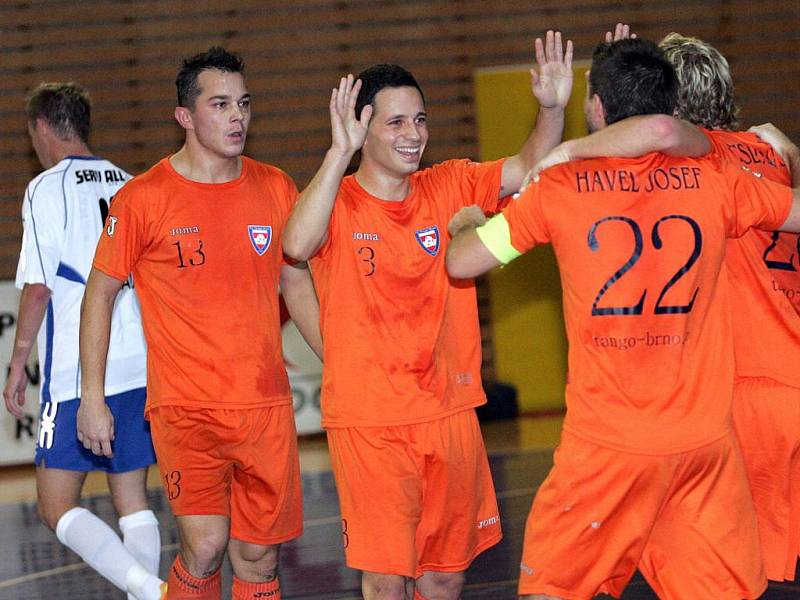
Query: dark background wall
[{"left": 1, "top": 0, "right": 798, "bottom": 280}]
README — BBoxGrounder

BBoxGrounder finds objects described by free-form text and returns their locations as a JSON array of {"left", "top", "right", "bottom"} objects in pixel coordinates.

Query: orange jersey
[
  {"left": 93, "top": 156, "right": 296, "bottom": 411},
  {"left": 500, "top": 153, "right": 792, "bottom": 453},
  {"left": 706, "top": 130, "right": 800, "bottom": 387},
  {"left": 311, "top": 159, "right": 504, "bottom": 427}
]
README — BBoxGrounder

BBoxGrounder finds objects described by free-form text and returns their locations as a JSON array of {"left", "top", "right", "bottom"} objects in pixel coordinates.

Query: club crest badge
[
  {"left": 415, "top": 225, "right": 440, "bottom": 256},
  {"left": 248, "top": 225, "right": 272, "bottom": 255}
]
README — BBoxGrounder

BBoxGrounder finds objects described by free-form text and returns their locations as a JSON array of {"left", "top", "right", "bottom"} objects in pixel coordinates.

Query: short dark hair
[
  {"left": 355, "top": 64, "right": 425, "bottom": 119},
  {"left": 176, "top": 46, "right": 244, "bottom": 109},
  {"left": 589, "top": 38, "right": 678, "bottom": 125},
  {"left": 26, "top": 82, "right": 91, "bottom": 143}
]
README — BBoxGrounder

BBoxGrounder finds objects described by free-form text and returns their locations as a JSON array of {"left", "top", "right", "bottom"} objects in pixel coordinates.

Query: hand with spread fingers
[
  {"left": 330, "top": 74, "right": 373, "bottom": 158},
  {"left": 531, "top": 30, "right": 574, "bottom": 110}
]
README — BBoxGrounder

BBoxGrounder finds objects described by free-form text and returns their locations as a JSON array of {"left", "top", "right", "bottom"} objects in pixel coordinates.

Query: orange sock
[
  {"left": 414, "top": 590, "right": 428, "bottom": 600},
  {"left": 167, "top": 555, "right": 221, "bottom": 599},
  {"left": 231, "top": 575, "right": 281, "bottom": 599}
]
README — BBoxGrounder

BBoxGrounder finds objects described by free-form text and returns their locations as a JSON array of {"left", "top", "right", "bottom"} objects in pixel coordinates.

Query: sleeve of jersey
[
  {"left": 92, "top": 187, "right": 145, "bottom": 281},
  {"left": 15, "top": 178, "right": 66, "bottom": 290},
  {"left": 703, "top": 128, "right": 727, "bottom": 156},
  {"left": 443, "top": 158, "right": 506, "bottom": 214},
  {"left": 476, "top": 179, "right": 550, "bottom": 263},
  {"left": 723, "top": 162, "right": 793, "bottom": 237}
]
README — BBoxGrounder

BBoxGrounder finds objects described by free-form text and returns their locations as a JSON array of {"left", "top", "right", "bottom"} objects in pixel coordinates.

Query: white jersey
[{"left": 15, "top": 156, "right": 147, "bottom": 404}]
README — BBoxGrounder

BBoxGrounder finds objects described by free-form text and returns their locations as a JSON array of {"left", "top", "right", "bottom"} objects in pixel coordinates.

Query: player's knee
[
  {"left": 182, "top": 533, "right": 228, "bottom": 576},
  {"left": 36, "top": 499, "right": 75, "bottom": 532},
  {"left": 231, "top": 542, "right": 279, "bottom": 580},
  {"left": 362, "top": 572, "right": 409, "bottom": 600},
  {"left": 108, "top": 486, "right": 148, "bottom": 517},
  {"left": 417, "top": 571, "right": 465, "bottom": 600}
]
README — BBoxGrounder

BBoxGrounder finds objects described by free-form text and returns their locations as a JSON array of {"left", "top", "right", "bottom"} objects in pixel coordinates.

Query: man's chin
[{"left": 396, "top": 158, "right": 421, "bottom": 174}]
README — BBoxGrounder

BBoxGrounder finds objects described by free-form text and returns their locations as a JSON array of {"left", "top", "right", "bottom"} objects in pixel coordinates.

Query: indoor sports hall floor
[{"left": 0, "top": 416, "right": 797, "bottom": 599}]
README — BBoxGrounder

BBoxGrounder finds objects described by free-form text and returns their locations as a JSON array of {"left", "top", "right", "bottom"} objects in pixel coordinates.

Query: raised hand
[
  {"left": 605, "top": 23, "right": 636, "bottom": 43},
  {"left": 531, "top": 30, "right": 574, "bottom": 110},
  {"left": 330, "top": 74, "right": 373, "bottom": 157}
]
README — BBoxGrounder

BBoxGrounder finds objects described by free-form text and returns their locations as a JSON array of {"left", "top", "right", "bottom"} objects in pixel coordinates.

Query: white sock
[
  {"left": 119, "top": 510, "right": 161, "bottom": 600},
  {"left": 56, "top": 507, "right": 164, "bottom": 600}
]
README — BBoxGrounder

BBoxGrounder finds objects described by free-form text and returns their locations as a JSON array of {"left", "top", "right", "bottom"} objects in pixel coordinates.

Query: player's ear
[
  {"left": 174, "top": 106, "right": 194, "bottom": 131},
  {"left": 32, "top": 118, "right": 51, "bottom": 136},
  {"left": 590, "top": 94, "right": 607, "bottom": 129}
]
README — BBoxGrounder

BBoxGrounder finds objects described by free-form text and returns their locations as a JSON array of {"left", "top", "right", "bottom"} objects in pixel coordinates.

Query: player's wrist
[
  {"left": 557, "top": 139, "right": 576, "bottom": 162},
  {"left": 79, "top": 388, "right": 106, "bottom": 405},
  {"left": 326, "top": 146, "right": 356, "bottom": 164},
  {"left": 537, "top": 104, "right": 565, "bottom": 116}
]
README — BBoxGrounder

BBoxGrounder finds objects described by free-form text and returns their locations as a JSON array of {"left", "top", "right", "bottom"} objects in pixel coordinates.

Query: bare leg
[
  {"left": 362, "top": 571, "right": 414, "bottom": 600},
  {"left": 415, "top": 571, "right": 465, "bottom": 600}
]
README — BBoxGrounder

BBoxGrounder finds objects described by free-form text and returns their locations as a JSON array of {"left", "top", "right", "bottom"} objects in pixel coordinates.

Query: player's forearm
[
  {"left": 284, "top": 149, "right": 352, "bottom": 261},
  {"left": 566, "top": 115, "right": 711, "bottom": 160},
  {"left": 503, "top": 106, "right": 565, "bottom": 196},
  {"left": 446, "top": 227, "right": 502, "bottom": 280},
  {"left": 280, "top": 265, "right": 323, "bottom": 359},
  {"left": 79, "top": 270, "right": 120, "bottom": 404},
  {"left": 8, "top": 284, "right": 51, "bottom": 371}
]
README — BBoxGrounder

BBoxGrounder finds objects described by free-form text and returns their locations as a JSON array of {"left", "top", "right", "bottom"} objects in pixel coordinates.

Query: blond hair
[{"left": 659, "top": 32, "right": 738, "bottom": 130}]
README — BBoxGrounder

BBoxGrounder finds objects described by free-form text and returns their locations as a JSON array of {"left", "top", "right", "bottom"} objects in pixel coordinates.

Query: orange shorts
[
  {"left": 149, "top": 404, "right": 302, "bottom": 546},
  {"left": 326, "top": 409, "right": 501, "bottom": 578},
  {"left": 733, "top": 376, "right": 800, "bottom": 582},
  {"left": 518, "top": 431, "right": 765, "bottom": 600}
]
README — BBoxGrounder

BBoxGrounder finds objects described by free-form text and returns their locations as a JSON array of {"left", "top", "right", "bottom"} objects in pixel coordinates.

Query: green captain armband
[{"left": 475, "top": 214, "right": 522, "bottom": 264}]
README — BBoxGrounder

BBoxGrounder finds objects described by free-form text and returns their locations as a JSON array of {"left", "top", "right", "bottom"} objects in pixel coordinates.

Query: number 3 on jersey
[
  {"left": 588, "top": 214, "right": 702, "bottom": 316},
  {"left": 358, "top": 246, "right": 376, "bottom": 276}
]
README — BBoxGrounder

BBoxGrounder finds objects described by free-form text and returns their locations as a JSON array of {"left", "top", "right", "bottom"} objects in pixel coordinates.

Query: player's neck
[
  {"left": 354, "top": 166, "right": 411, "bottom": 202},
  {"left": 46, "top": 140, "right": 93, "bottom": 169},
  {"left": 170, "top": 145, "right": 243, "bottom": 184}
]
